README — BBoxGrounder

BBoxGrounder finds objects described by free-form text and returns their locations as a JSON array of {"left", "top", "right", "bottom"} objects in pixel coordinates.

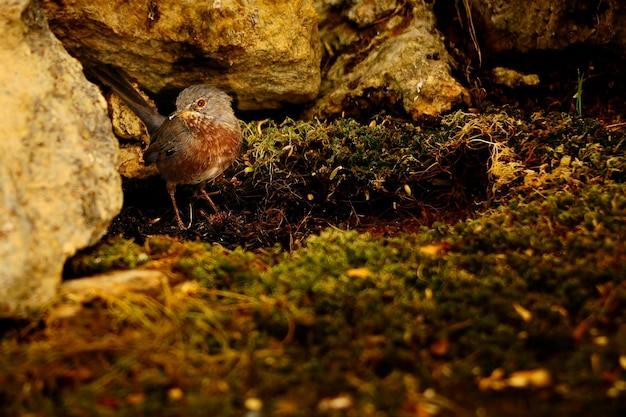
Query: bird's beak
[{"left": 168, "top": 109, "right": 193, "bottom": 120}]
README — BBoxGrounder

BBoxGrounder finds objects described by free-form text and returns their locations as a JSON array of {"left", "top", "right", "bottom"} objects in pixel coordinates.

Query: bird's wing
[{"left": 143, "top": 116, "right": 192, "bottom": 166}]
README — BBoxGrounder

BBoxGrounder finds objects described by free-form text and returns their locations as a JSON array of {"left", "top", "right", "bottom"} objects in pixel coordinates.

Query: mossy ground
[{"left": 2, "top": 110, "right": 625, "bottom": 416}]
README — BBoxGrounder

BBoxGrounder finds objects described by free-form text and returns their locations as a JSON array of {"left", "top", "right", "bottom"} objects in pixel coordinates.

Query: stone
[
  {"left": 0, "top": 0, "right": 122, "bottom": 318},
  {"left": 105, "top": 92, "right": 158, "bottom": 180},
  {"left": 108, "top": 93, "right": 151, "bottom": 145},
  {"left": 41, "top": 0, "right": 321, "bottom": 111},
  {"left": 59, "top": 270, "right": 167, "bottom": 304},
  {"left": 118, "top": 144, "right": 159, "bottom": 180},
  {"left": 466, "top": 0, "right": 626, "bottom": 54},
  {"left": 491, "top": 67, "right": 540, "bottom": 88},
  {"left": 308, "top": 0, "right": 469, "bottom": 121},
  {"left": 346, "top": 0, "right": 400, "bottom": 27}
]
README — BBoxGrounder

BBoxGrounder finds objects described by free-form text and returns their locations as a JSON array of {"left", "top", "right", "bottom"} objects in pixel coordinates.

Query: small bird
[{"left": 92, "top": 66, "right": 242, "bottom": 228}]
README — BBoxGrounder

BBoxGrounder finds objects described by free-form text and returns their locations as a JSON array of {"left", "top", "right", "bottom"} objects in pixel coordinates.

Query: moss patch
[
  {"left": 2, "top": 110, "right": 626, "bottom": 416},
  {"left": 104, "top": 109, "right": 624, "bottom": 251}
]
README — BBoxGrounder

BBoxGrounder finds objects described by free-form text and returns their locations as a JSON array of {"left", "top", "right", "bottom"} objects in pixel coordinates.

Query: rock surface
[
  {"left": 0, "top": 0, "right": 122, "bottom": 318},
  {"left": 346, "top": 0, "right": 400, "bottom": 27},
  {"left": 41, "top": 0, "right": 321, "bottom": 111},
  {"left": 466, "top": 0, "right": 626, "bottom": 53},
  {"left": 59, "top": 270, "right": 167, "bottom": 304},
  {"left": 308, "top": 0, "right": 469, "bottom": 121},
  {"left": 106, "top": 92, "right": 159, "bottom": 180}
]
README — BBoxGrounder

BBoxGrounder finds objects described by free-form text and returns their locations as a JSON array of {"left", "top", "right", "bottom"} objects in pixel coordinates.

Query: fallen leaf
[
  {"left": 245, "top": 397, "right": 263, "bottom": 411},
  {"left": 346, "top": 267, "right": 374, "bottom": 279},
  {"left": 167, "top": 387, "right": 184, "bottom": 402},
  {"left": 97, "top": 397, "right": 121, "bottom": 408},
  {"left": 507, "top": 368, "right": 552, "bottom": 388},
  {"left": 318, "top": 394, "right": 353, "bottom": 411},
  {"left": 594, "top": 336, "right": 609, "bottom": 346},
  {"left": 430, "top": 337, "right": 450, "bottom": 356},
  {"left": 125, "top": 392, "right": 146, "bottom": 405},
  {"left": 419, "top": 244, "right": 447, "bottom": 256},
  {"left": 424, "top": 288, "right": 433, "bottom": 300},
  {"left": 573, "top": 318, "right": 591, "bottom": 341},
  {"left": 512, "top": 302, "right": 532, "bottom": 322}
]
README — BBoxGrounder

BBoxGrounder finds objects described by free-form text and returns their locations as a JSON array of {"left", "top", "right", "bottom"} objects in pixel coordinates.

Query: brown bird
[{"left": 92, "top": 66, "right": 242, "bottom": 228}]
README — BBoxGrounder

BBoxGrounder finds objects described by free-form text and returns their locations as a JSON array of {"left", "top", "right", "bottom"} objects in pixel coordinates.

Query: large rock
[
  {"left": 466, "top": 0, "right": 626, "bottom": 53},
  {"left": 308, "top": 0, "right": 469, "bottom": 121},
  {"left": 41, "top": 0, "right": 321, "bottom": 110},
  {"left": 0, "top": 0, "right": 122, "bottom": 318}
]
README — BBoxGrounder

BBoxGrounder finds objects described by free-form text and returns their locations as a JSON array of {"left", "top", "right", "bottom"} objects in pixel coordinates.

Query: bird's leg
[
  {"left": 166, "top": 182, "right": 186, "bottom": 229},
  {"left": 197, "top": 181, "right": 220, "bottom": 213}
]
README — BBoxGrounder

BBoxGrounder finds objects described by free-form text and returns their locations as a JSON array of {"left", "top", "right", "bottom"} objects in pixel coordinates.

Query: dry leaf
[
  {"left": 126, "top": 392, "right": 147, "bottom": 405},
  {"left": 512, "top": 302, "right": 532, "bottom": 322},
  {"left": 346, "top": 267, "right": 374, "bottom": 279},
  {"left": 318, "top": 394, "right": 353, "bottom": 411},
  {"left": 167, "top": 387, "right": 184, "bottom": 402},
  {"left": 419, "top": 244, "right": 447, "bottom": 256},
  {"left": 430, "top": 337, "right": 450, "bottom": 356},
  {"left": 507, "top": 368, "right": 552, "bottom": 388}
]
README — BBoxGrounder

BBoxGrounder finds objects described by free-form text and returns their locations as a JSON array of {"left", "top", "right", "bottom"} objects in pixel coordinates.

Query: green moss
[
  {"left": 65, "top": 236, "right": 149, "bottom": 277},
  {"left": 4, "top": 111, "right": 626, "bottom": 416}
]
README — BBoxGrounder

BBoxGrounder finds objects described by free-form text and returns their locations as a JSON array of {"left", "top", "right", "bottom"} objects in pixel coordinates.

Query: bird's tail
[{"left": 90, "top": 65, "right": 165, "bottom": 136}]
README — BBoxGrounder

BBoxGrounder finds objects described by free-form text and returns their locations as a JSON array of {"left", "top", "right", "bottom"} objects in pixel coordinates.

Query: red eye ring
[{"left": 195, "top": 98, "right": 206, "bottom": 108}]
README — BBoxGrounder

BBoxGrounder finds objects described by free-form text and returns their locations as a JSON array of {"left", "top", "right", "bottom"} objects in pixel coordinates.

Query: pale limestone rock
[
  {"left": 106, "top": 92, "right": 158, "bottom": 179},
  {"left": 118, "top": 145, "right": 159, "bottom": 180},
  {"left": 108, "top": 93, "right": 151, "bottom": 145},
  {"left": 491, "top": 67, "right": 540, "bottom": 88},
  {"left": 309, "top": 0, "right": 469, "bottom": 120},
  {"left": 0, "top": 0, "right": 122, "bottom": 318},
  {"left": 347, "top": 0, "right": 400, "bottom": 27},
  {"left": 59, "top": 270, "right": 167, "bottom": 304},
  {"left": 42, "top": 0, "right": 321, "bottom": 110}
]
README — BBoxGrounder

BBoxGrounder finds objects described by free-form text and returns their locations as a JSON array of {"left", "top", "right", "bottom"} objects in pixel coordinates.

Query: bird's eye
[{"left": 195, "top": 98, "right": 206, "bottom": 108}]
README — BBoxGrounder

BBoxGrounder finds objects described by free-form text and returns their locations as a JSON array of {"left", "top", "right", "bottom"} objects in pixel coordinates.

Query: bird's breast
[{"left": 156, "top": 115, "right": 241, "bottom": 185}]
